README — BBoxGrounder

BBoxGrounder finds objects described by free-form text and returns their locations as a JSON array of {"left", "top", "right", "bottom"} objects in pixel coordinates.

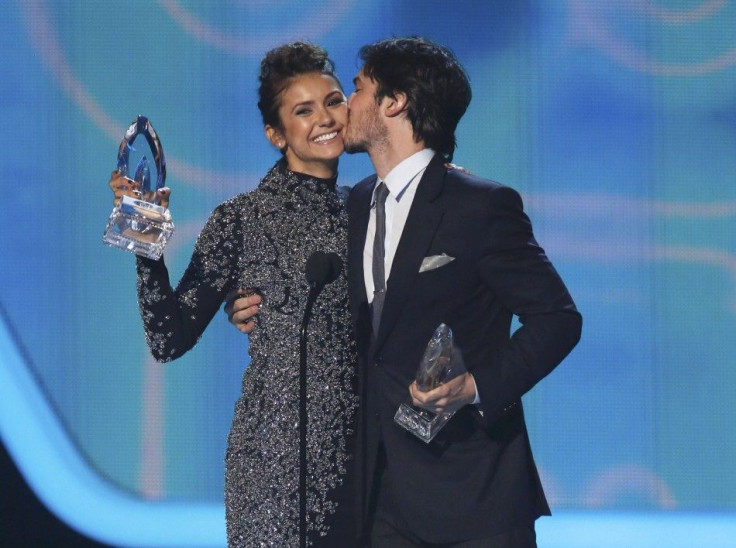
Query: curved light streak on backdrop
[
  {"left": 19, "top": 0, "right": 257, "bottom": 189},
  {"left": 566, "top": 0, "right": 736, "bottom": 75},
  {"left": 157, "top": 0, "right": 357, "bottom": 56}
]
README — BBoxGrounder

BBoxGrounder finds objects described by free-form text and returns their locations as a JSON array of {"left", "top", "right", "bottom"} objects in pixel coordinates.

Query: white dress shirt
[{"left": 363, "top": 148, "right": 436, "bottom": 302}]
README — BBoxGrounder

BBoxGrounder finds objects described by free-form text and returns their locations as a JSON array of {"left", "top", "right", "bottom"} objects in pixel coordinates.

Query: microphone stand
[
  {"left": 298, "top": 251, "right": 341, "bottom": 548},
  {"left": 299, "top": 280, "right": 322, "bottom": 548}
]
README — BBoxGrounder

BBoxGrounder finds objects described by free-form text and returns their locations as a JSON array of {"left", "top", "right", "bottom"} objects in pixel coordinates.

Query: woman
[{"left": 109, "top": 42, "right": 357, "bottom": 547}]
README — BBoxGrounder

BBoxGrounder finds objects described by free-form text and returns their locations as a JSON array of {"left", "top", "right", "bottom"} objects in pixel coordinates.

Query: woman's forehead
[{"left": 280, "top": 72, "right": 343, "bottom": 101}]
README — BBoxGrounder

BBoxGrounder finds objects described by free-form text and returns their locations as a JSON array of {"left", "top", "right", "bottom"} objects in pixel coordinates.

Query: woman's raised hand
[
  {"left": 108, "top": 170, "right": 171, "bottom": 208},
  {"left": 108, "top": 170, "right": 140, "bottom": 206}
]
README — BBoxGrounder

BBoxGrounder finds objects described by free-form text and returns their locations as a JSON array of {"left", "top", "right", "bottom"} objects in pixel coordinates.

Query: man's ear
[
  {"left": 382, "top": 91, "right": 408, "bottom": 118},
  {"left": 265, "top": 125, "right": 286, "bottom": 150}
]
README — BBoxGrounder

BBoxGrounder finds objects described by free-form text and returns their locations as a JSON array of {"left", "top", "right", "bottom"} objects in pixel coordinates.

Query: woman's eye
[{"left": 296, "top": 108, "right": 311, "bottom": 116}]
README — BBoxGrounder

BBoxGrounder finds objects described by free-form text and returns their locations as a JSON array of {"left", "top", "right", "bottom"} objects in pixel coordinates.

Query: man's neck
[{"left": 369, "top": 137, "right": 425, "bottom": 180}]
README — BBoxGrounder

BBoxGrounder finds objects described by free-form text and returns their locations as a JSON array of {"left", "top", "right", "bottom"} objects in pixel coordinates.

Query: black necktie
[{"left": 371, "top": 182, "right": 389, "bottom": 336}]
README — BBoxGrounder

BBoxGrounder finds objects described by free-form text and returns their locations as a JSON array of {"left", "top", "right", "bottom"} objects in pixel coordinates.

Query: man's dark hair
[
  {"left": 358, "top": 36, "right": 471, "bottom": 161},
  {"left": 258, "top": 41, "right": 339, "bottom": 129}
]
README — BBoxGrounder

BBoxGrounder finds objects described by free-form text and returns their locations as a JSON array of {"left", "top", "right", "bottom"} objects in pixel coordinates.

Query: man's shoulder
[
  {"left": 437, "top": 165, "right": 527, "bottom": 218},
  {"left": 442, "top": 163, "right": 509, "bottom": 194}
]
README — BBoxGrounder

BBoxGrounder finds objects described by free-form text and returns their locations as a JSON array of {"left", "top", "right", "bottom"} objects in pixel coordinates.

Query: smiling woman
[
  {"left": 107, "top": 41, "right": 358, "bottom": 547},
  {"left": 264, "top": 72, "right": 347, "bottom": 179}
]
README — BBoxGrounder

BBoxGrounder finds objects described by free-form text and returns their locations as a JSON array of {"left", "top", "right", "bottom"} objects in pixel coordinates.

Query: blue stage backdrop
[{"left": 1, "top": 1, "right": 735, "bottom": 547}]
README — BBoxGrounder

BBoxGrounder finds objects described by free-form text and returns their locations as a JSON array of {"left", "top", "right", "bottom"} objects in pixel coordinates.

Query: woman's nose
[{"left": 318, "top": 108, "right": 335, "bottom": 126}]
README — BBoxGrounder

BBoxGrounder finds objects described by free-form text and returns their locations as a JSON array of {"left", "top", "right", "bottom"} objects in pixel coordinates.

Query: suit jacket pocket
[{"left": 419, "top": 253, "right": 455, "bottom": 273}]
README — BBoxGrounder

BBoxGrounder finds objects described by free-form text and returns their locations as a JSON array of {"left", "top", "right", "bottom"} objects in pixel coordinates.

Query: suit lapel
[
  {"left": 347, "top": 177, "right": 374, "bottom": 315},
  {"left": 373, "top": 156, "right": 446, "bottom": 353}
]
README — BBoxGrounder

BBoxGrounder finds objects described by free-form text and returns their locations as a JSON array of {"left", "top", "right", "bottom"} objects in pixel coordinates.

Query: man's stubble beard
[{"left": 344, "top": 102, "right": 388, "bottom": 155}]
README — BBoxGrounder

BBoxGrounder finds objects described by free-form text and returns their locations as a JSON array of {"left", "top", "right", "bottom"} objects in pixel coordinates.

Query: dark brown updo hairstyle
[{"left": 258, "top": 41, "right": 340, "bottom": 130}]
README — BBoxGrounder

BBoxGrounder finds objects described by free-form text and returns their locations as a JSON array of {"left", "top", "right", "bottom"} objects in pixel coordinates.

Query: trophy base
[
  {"left": 103, "top": 195, "right": 174, "bottom": 260},
  {"left": 394, "top": 402, "right": 455, "bottom": 443}
]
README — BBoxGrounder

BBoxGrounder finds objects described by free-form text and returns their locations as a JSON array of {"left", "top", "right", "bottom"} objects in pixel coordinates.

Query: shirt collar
[{"left": 371, "top": 149, "right": 436, "bottom": 204}]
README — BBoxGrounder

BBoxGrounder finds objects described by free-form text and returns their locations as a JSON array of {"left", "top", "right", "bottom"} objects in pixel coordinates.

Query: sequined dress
[{"left": 136, "top": 160, "right": 358, "bottom": 547}]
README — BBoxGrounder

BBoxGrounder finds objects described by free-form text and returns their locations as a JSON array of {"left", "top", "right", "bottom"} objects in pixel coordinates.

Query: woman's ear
[{"left": 265, "top": 125, "right": 286, "bottom": 151}]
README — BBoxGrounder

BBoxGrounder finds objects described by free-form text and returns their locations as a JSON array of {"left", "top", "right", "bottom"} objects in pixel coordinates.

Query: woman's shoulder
[
  {"left": 213, "top": 189, "right": 257, "bottom": 212},
  {"left": 198, "top": 192, "right": 254, "bottom": 231}
]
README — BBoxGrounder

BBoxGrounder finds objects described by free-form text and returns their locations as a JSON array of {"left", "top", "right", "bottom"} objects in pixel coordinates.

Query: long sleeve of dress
[{"left": 136, "top": 201, "right": 243, "bottom": 362}]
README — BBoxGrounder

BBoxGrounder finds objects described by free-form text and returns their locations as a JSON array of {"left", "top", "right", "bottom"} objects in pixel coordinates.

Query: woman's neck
[{"left": 285, "top": 159, "right": 338, "bottom": 180}]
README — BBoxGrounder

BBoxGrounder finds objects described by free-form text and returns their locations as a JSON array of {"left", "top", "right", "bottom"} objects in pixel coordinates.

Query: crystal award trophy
[
  {"left": 394, "top": 323, "right": 467, "bottom": 443},
  {"left": 103, "top": 115, "right": 173, "bottom": 260}
]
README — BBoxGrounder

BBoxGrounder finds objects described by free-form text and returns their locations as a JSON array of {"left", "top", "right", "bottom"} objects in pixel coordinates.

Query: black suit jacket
[{"left": 346, "top": 155, "right": 582, "bottom": 543}]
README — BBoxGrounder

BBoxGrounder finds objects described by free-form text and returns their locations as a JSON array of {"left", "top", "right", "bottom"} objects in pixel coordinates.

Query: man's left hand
[
  {"left": 224, "top": 289, "right": 261, "bottom": 334},
  {"left": 409, "top": 373, "right": 477, "bottom": 415}
]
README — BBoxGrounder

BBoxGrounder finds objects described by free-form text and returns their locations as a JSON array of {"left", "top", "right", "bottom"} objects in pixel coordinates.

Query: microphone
[
  {"left": 299, "top": 251, "right": 342, "bottom": 548},
  {"left": 305, "top": 251, "right": 342, "bottom": 288}
]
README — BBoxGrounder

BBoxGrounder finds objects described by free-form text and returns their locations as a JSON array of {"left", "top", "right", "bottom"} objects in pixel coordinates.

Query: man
[{"left": 229, "top": 37, "right": 582, "bottom": 547}]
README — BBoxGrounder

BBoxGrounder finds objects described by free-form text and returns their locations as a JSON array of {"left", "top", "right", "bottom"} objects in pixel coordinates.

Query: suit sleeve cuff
[{"left": 472, "top": 374, "right": 481, "bottom": 405}]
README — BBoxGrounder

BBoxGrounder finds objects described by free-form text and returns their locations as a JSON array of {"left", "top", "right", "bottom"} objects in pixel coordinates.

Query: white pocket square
[{"left": 419, "top": 253, "right": 455, "bottom": 273}]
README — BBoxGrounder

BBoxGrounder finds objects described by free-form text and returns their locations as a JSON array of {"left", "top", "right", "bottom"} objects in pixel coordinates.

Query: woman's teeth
[{"left": 314, "top": 131, "right": 338, "bottom": 143}]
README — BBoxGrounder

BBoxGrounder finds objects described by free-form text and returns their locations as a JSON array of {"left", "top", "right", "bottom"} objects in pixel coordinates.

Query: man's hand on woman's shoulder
[{"left": 224, "top": 289, "right": 261, "bottom": 334}]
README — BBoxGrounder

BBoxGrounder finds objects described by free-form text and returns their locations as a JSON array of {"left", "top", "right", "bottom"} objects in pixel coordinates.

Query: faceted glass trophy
[
  {"left": 394, "top": 323, "right": 467, "bottom": 443},
  {"left": 103, "top": 115, "right": 173, "bottom": 260}
]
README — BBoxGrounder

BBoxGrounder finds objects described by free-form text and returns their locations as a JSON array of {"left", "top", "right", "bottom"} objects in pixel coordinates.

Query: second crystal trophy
[
  {"left": 394, "top": 323, "right": 467, "bottom": 443},
  {"left": 103, "top": 115, "right": 173, "bottom": 260}
]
